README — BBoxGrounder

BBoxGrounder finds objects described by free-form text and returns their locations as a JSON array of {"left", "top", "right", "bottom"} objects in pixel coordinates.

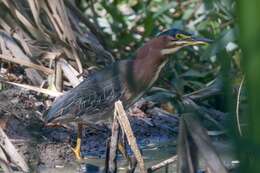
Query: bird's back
[{"left": 46, "top": 61, "right": 130, "bottom": 124}]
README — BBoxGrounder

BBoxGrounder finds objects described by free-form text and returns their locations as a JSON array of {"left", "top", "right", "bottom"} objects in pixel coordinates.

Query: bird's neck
[{"left": 131, "top": 53, "right": 167, "bottom": 91}]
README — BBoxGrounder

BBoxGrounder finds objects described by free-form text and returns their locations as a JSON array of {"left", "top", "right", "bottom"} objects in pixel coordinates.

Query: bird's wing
[{"left": 46, "top": 72, "right": 125, "bottom": 123}]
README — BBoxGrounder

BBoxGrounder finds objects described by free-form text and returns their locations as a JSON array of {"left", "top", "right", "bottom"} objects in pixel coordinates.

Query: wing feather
[{"left": 46, "top": 70, "right": 125, "bottom": 123}]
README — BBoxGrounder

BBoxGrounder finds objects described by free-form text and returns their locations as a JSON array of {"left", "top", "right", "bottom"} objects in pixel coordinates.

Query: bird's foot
[
  {"left": 72, "top": 138, "right": 83, "bottom": 161},
  {"left": 118, "top": 142, "right": 127, "bottom": 160}
]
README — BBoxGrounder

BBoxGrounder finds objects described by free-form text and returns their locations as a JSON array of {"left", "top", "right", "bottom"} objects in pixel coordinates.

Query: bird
[{"left": 46, "top": 28, "right": 211, "bottom": 160}]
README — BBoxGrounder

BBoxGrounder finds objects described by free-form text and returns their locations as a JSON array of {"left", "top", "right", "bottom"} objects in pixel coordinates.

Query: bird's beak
[
  {"left": 161, "top": 37, "right": 212, "bottom": 55},
  {"left": 186, "top": 37, "right": 212, "bottom": 46}
]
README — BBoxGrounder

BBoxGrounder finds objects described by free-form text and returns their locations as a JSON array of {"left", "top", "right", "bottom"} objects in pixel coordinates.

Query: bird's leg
[
  {"left": 118, "top": 134, "right": 137, "bottom": 172},
  {"left": 72, "top": 123, "right": 83, "bottom": 160},
  {"left": 118, "top": 141, "right": 127, "bottom": 160}
]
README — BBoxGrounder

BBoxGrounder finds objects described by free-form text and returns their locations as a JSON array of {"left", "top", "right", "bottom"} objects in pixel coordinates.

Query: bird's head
[
  {"left": 133, "top": 28, "right": 211, "bottom": 88},
  {"left": 136, "top": 28, "right": 211, "bottom": 60},
  {"left": 158, "top": 28, "right": 211, "bottom": 55}
]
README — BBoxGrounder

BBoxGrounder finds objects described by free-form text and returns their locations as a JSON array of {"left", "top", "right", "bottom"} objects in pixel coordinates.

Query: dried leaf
[
  {"left": 0, "top": 127, "right": 29, "bottom": 172},
  {"left": 183, "top": 114, "right": 228, "bottom": 173}
]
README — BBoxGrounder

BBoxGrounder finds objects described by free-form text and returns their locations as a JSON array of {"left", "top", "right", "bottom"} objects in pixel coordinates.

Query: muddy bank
[{"left": 0, "top": 88, "right": 178, "bottom": 170}]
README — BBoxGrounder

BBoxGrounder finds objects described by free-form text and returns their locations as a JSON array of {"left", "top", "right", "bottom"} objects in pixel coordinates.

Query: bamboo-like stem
[
  {"left": 55, "top": 61, "right": 63, "bottom": 92},
  {"left": 0, "top": 79, "right": 63, "bottom": 97},
  {"left": 107, "top": 114, "right": 120, "bottom": 173},
  {"left": 0, "top": 127, "right": 29, "bottom": 172},
  {"left": 0, "top": 55, "right": 54, "bottom": 74},
  {"left": 147, "top": 155, "right": 177, "bottom": 173},
  {"left": 114, "top": 100, "right": 146, "bottom": 173}
]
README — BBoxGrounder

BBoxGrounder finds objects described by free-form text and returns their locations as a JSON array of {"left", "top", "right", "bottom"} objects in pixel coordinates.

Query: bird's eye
[{"left": 176, "top": 34, "right": 191, "bottom": 40}]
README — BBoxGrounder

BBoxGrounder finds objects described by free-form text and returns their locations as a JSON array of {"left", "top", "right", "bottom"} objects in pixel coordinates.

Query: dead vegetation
[
  {"left": 0, "top": 0, "right": 113, "bottom": 95},
  {"left": 0, "top": 0, "right": 115, "bottom": 172}
]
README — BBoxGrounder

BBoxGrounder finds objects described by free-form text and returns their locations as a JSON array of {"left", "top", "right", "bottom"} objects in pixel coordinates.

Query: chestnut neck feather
[{"left": 132, "top": 44, "right": 166, "bottom": 90}]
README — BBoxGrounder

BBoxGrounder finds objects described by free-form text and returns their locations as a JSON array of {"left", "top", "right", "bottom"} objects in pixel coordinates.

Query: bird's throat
[
  {"left": 147, "top": 59, "right": 168, "bottom": 88},
  {"left": 132, "top": 57, "right": 168, "bottom": 92}
]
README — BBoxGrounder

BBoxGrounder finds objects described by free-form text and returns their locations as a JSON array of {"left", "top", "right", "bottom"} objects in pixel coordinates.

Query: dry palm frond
[
  {"left": 0, "top": 0, "right": 113, "bottom": 95},
  {"left": 0, "top": 127, "right": 29, "bottom": 172}
]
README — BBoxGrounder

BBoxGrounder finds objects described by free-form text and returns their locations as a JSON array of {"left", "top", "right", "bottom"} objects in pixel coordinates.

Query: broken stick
[{"left": 114, "top": 100, "right": 146, "bottom": 173}]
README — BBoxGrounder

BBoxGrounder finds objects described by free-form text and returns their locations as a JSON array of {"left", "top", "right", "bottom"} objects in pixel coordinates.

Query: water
[{"left": 37, "top": 139, "right": 235, "bottom": 173}]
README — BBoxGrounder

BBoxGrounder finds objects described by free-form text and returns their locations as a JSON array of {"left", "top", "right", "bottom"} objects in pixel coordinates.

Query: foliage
[
  {"left": 238, "top": 0, "right": 260, "bottom": 172},
  {"left": 0, "top": 0, "right": 114, "bottom": 94}
]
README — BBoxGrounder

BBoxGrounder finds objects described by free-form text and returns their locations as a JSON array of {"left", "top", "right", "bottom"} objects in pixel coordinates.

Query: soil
[{"left": 0, "top": 87, "right": 178, "bottom": 171}]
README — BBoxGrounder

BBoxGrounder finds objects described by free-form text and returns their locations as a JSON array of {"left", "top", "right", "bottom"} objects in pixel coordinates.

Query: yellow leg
[
  {"left": 118, "top": 142, "right": 127, "bottom": 159},
  {"left": 72, "top": 123, "right": 83, "bottom": 160}
]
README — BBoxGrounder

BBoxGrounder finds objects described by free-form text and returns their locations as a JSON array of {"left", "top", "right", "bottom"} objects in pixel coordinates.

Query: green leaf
[
  {"left": 201, "top": 27, "right": 237, "bottom": 60},
  {"left": 101, "top": 1, "right": 127, "bottom": 27},
  {"left": 153, "top": 1, "right": 178, "bottom": 19},
  {"left": 143, "top": 14, "right": 154, "bottom": 36}
]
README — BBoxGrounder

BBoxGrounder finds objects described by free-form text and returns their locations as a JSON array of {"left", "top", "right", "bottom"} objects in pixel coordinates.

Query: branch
[
  {"left": 0, "top": 127, "right": 29, "bottom": 172},
  {"left": 147, "top": 155, "right": 177, "bottom": 173},
  {"left": 114, "top": 101, "right": 146, "bottom": 173},
  {"left": 0, "top": 54, "right": 54, "bottom": 75}
]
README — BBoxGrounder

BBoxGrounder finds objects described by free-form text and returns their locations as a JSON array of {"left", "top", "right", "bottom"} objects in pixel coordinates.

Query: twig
[
  {"left": 0, "top": 147, "right": 12, "bottom": 173},
  {"left": 0, "top": 127, "right": 29, "bottom": 172},
  {"left": 236, "top": 76, "right": 245, "bottom": 136},
  {"left": 1, "top": 0, "right": 42, "bottom": 39},
  {"left": 58, "top": 58, "right": 82, "bottom": 87},
  {"left": 107, "top": 115, "right": 120, "bottom": 173},
  {"left": 55, "top": 60, "right": 63, "bottom": 92},
  {"left": 147, "top": 155, "right": 177, "bottom": 173},
  {"left": 0, "top": 158, "right": 12, "bottom": 173},
  {"left": 0, "top": 79, "right": 63, "bottom": 97},
  {"left": 0, "top": 54, "right": 54, "bottom": 74},
  {"left": 114, "top": 101, "right": 146, "bottom": 173}
]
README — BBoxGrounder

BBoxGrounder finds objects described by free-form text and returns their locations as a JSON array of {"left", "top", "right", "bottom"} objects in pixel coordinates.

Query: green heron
[{"left": 46, "top": 28, "right": 211, "bottom": 160}]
